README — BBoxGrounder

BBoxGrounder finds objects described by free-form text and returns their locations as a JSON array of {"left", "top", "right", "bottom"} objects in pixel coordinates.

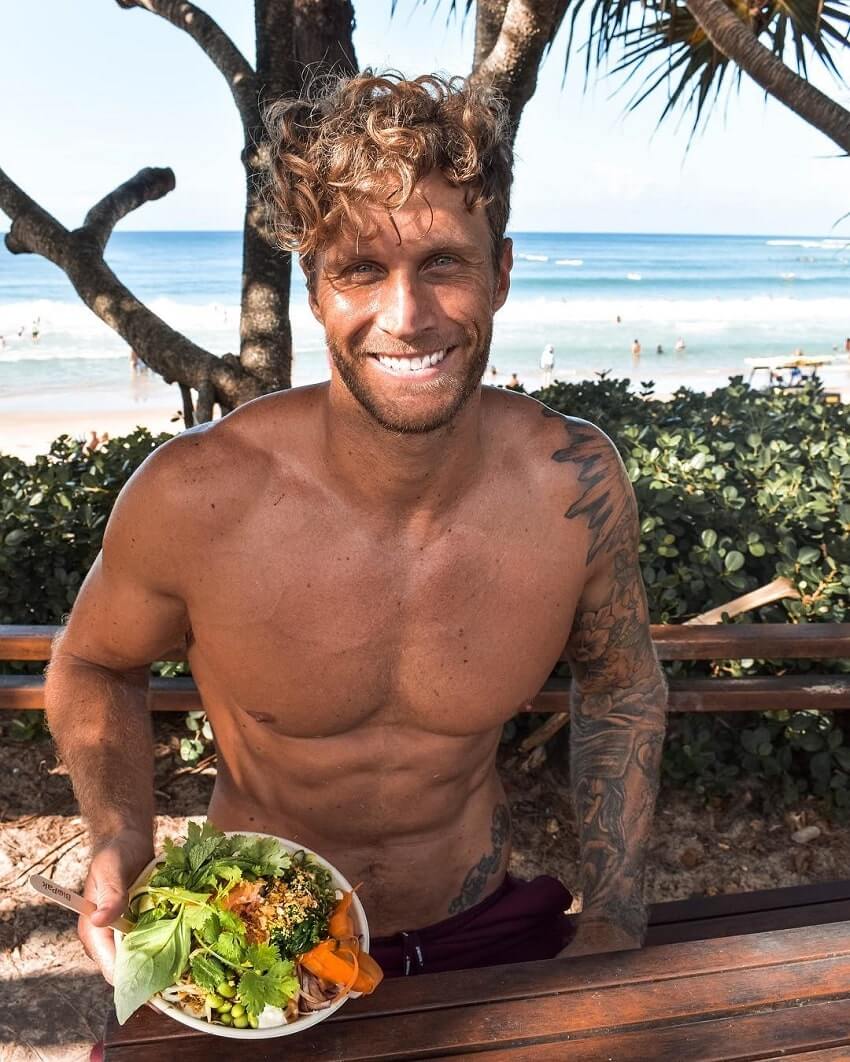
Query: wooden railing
[{"left": 2, "top": 623, "right": 849, "bottom": 714}]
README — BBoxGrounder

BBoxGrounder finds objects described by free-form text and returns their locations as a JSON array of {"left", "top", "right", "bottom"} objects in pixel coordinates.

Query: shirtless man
[{"left": 46, "top": 72, "right": 667, "bottom": 985}]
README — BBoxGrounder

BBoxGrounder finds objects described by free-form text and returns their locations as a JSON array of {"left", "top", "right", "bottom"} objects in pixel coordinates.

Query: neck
[{"left": 321, "top": 380, "right": 485, "bottom": 519}]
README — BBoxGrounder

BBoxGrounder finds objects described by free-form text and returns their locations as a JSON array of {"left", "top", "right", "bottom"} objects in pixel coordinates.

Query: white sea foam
[
  {"left": 496, "top": 294, "right": 850, "bottom": 326},
  {"left": 518, "top": 253, "right": 549, "bottom": 262},
  {"left": 555, "top": 258, "right": 583, "bottom": 266},
  {"left": 766, "top": 239, "right": 849, "bottom": 249}
]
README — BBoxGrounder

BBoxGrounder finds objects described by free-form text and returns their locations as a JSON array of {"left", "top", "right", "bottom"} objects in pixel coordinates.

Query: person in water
[{"left": 47, "top": 71, "right": 667, "bottom": 984}]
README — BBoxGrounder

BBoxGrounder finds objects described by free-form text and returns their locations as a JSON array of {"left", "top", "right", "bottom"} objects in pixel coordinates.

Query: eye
[
  {"left": 429, "top": 254, "right": 457, "bottom": 268},
  {"left": 343, "top": 261, "right": 379, "bottom": 281}
]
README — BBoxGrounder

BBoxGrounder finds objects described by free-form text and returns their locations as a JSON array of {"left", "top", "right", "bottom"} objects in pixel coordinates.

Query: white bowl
[{"left": 116, "top": 831, "right": 369, "bottom": 1039}]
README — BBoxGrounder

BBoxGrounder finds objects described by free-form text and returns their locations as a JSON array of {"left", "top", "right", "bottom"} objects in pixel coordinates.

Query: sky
[{"left": 0, "top": 2, "right": 848, "bottom": 236}]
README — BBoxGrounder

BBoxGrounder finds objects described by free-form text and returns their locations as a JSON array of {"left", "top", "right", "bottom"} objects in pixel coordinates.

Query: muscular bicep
[
  {"left": 558, "top": 428, "right": 657, "bottom": 693},
  {"left": 58, "top": 452, "right": 190, "bottom": 673}
]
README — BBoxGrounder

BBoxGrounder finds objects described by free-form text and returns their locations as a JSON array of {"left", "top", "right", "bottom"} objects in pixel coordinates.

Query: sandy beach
[{"left": 1, "top": 372, "right": 184, "bottom": 461}]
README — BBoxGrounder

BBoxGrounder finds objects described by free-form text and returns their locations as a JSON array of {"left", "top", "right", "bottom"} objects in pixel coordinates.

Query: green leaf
[
  {"left": 246, "top": 943, "right": 281, "bottom": 973},
  {"left": 724, "top": 550, "right": 745, "bottom": 572},
  {"left": 215, "top": 932, "right": 245, "bottom": 965},
  {"left": 190, "top": 953, "right": 227, "bottom": 994},
  {"left": 237, "top": 960, "right": 299, "bottom": 1017},
  {"left": 114, "top": 914, "right": 190, "bottom": 1025},
  {"left": 700, "top": 529, "right": 717, "bottom": 548},
  {"left": 4, "top": 529, "right": 26, "bottom": 546},
  {"left": 797, "top": 546, "right": 821, "bottom": 565}
]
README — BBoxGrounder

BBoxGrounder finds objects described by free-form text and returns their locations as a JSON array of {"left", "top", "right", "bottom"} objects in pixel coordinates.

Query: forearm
[
  {"left": 570, "top": 668, "right": 667, "bottom": 941},
  {"left": 45, "top": 651, "right": 155, "bottom": 848}
]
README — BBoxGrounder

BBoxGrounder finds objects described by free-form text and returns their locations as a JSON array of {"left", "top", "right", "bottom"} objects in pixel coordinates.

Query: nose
[{"left": 374, "top": 269, "right": 438, "bottom": 344}]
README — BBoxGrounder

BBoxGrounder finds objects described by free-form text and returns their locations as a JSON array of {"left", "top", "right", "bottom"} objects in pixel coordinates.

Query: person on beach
[
  {"left": 507, "top": 372, "right": 521, "bottom": 389},
  {"left": 845, "top": 337, "right": 850, "bottom": 354},
  {"left": 540, "top": 343, "right": 555, "bottom": 387},
  {"left": 46, "top": 72, "right": 666, "bottom": 986}
]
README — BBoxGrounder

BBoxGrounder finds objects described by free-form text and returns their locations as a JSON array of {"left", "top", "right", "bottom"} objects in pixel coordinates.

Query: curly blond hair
[{"left": 263, "top": 71, "right": 513, "bottom": 277}]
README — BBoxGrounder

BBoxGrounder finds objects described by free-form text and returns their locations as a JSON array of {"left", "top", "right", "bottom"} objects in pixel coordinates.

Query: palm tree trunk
[{"left": 686, "top": 0, "right": 850, "bottom": 155}]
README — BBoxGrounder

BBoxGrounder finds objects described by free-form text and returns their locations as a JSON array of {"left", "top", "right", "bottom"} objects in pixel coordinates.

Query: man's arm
[
  {"left": 549, "top": 415, "right": 667, "bottom": 957},
  {"left": 45, "top": 441, "right": 192, "bottom": 980}
]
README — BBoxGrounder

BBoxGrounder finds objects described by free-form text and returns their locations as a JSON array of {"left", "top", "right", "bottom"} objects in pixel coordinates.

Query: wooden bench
[
  {"left": 103, "top": 917, "right": 850, "bottom": 1059},
  {"left": 3, "top": 622, "right": 850, "bottom": 713},
  {"left": 6, "top": 620, "right": 849, "bottom": 1055}
]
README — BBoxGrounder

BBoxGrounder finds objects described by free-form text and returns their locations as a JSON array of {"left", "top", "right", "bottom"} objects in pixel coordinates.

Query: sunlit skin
[{"left": 49, "top": 171, "right": 664, "bottom": 983}]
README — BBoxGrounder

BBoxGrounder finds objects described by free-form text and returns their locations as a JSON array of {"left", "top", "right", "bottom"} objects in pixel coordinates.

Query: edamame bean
[
  {"left": 247, "top": 1014, "right": 259, "bottom": 1029},
  {"left": 217, "top": 1012, "right": 233, "bottom": 1026},
  {"left": 206, "top": 994, "right": 224, "bottom": 1010},
  {"left": 229, "top": 1004, "right": 245, "bottom": 1019},
  {"left": 217, "top": 1002, "right": 232, "bottom": 1014},
  {"left": 232, "top": 1016, "right": 249, "bottom": 1029},
  {"left": 216, "top": 981, "right": 236, "bottom": 998}
]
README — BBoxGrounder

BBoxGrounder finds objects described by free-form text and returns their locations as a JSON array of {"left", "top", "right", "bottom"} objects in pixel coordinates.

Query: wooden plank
[
  {"left": 105, "top": 922, "right": 850, "bottom": 1050},
  {"left": 5, "top": 622, "right": 850, "bottom": 663},
  {"left": 104, "top": 948, "right": 850, "bottom": 1061},
  {"left": 531, "top": 675, "right": 850, "bottom": 713},
  {"left": 647, "top": 879, "right": 850, "bottom": 926},
  {"left": 5, "top": 671, "right": 850, "bottom": 713},
  {"left": 646, "top": 897, "right": 850, "bottom": 946},
  {"left": 437, "top": 998, "right": 850, "bottom": 1062},
  {"left": 644, "top": 623, "right": 850, "bottom": 662},
  {"left": 0, "top": 625, "right": 63, "bottom": 660},
  {"left": 0, "top": 675, "right": 197, "bottom": 712}
]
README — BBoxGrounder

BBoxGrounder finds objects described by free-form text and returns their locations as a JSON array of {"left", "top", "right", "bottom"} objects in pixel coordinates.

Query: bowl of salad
[{"left": 113, "top": 822, "right": 383, "bottom": 1039}]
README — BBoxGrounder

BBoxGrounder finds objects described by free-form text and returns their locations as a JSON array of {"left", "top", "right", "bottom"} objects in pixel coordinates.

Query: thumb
[{"left": 89, "top": 881, "right": 128, "bottom": 927}]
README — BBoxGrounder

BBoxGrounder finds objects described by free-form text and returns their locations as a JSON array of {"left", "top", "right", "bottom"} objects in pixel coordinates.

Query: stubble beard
[{"left": 329, "top": 322, "right": 492, "bottom": 435}]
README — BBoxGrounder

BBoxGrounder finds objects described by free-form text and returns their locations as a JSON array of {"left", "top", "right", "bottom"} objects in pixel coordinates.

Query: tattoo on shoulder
[
  {"left": 447, "top": 803, "right": 511, "bottom": 916},
  {"left": 542, "top": 408, "right": 632, "bottom": 566}
]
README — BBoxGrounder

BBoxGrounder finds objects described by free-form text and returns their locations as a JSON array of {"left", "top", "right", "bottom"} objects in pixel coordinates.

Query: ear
[
  {"left": 492, "top": 238, "right": 513, "bottom": 313},
  {"left": 299, "top": 255, "right": 323, "bottom": 323}
]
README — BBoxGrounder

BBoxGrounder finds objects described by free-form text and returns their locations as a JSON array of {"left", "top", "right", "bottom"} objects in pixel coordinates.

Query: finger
[{"left": 78, "top": 913, "right": 117, "bottom": 985}]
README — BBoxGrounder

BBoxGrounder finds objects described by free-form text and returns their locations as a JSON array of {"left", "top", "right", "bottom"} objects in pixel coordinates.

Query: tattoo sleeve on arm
[{"left": 548, "top": 410, "right": 668, "bottom": 941}]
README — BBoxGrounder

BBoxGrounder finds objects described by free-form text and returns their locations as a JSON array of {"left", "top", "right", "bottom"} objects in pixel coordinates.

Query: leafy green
[
  {"left": 150, "top": 825, "right": 290, "bottom": 892},
  {"left": 215, "top": 931, "right": 246, "bottom": 965},
  {"left": 246, "top": 943, "right": 281, "bottom": 971},
  {"left": 189, "top": 953, "right": 227, "bottom": 994},
  {"left": 271, "top": 913, "right": 326, "bottom": 960},
  {"left": 114, "top": 913, "right": 190, "bottom": 1024},
  {"left": 237, "top": 960, "right": 299, "bottom": 1017}
]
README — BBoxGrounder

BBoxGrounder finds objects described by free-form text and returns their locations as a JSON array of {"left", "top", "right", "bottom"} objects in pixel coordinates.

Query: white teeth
[{"left": 375, "top": 349, "right": 447, "bottom": 372}]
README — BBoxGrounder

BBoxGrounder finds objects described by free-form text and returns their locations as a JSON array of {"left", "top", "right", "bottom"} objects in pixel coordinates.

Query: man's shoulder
[
  {"left": 118, "top": 386, "right": 322, "bottom": 520},
  {"left": 483, "top": 387, "right": 619, "bottom": 475}
]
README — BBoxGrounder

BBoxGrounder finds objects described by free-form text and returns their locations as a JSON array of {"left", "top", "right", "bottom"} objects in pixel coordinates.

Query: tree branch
[
  {"left": 83, "top": 167, "right": 176, "bottom": 253},
  {"left": 0, "top": 166, "right": 264, "bottom": 414},
  {"left": 474, "top": 0, "right": 509, "bottom": 70},
  {"left": 116, "top": 0, "right": 257, "bottom": 129},
  {"left": 469, "top": 0, "right": 568, "bottom": 134},
  {"left": 686, "top": 0, "right": 850, "bottom": 155}
]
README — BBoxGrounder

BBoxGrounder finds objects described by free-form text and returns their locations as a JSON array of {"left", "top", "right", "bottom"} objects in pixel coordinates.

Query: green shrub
[{"left": 2, "top": 378, "right": 849, "bottom": 801}]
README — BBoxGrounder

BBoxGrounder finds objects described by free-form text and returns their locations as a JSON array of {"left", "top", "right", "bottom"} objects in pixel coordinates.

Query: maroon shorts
[{"left": 369, "top": 874, "right": 574, "bottom": 977}]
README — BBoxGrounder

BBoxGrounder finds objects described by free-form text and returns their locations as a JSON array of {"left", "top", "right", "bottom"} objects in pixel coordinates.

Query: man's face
[{"left": 308, "top": 171, "right": 512, "bottom": 434}]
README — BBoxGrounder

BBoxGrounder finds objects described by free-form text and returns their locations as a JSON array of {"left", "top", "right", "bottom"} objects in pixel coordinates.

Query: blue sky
[{"left": 1, "top": 2, "right": 848, "bottom": 235}]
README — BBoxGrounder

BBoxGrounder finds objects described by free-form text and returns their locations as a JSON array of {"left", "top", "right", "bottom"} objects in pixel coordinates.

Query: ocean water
[{"left": 2, "top": 230, "right": 849, "bottom": 398}]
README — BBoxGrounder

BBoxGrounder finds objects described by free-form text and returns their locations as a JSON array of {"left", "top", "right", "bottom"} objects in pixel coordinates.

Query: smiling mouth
[{"left": 370, "top": 347, "right": 454, "bottom": 374}]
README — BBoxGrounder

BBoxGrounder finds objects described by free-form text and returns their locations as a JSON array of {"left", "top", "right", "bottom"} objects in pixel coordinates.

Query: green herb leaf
[
  {"left": 114, "top": 913, "right": 190, "bottom": 1025},
  {"left": 246, "top": 943, "right": 281, "bottom": 973},
  {"left": 189, "top": 953, "right": 227, "bottom": 994},
  {"left": 237, "top": 960, "right": 299, "bottom": 1017},
  {"left": 216, "top": 908, "right": 247, "bottom": 940},
  {"left": 215, "top": 931, "right": 246, "bottom": 965}
]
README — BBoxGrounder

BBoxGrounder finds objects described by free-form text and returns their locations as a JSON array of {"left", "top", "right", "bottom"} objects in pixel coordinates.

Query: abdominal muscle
[{"left": 204, "top": 710, "right": 511, "bottom": 937}]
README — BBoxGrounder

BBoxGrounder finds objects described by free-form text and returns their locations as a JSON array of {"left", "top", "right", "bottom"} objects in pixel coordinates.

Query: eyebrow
[{"left": 325, "top": 236, "right": 484, "bottom": 267}]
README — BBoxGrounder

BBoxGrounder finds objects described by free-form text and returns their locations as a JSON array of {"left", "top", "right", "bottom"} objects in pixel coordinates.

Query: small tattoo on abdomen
[{"left": 448, "top": 803, "right": 511, "bottom": 915}]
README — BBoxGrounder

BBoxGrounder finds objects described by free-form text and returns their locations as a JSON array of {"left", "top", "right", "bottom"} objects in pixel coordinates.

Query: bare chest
[{"left": 185, "top": 500, "right": 581, "bottom": 739}]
